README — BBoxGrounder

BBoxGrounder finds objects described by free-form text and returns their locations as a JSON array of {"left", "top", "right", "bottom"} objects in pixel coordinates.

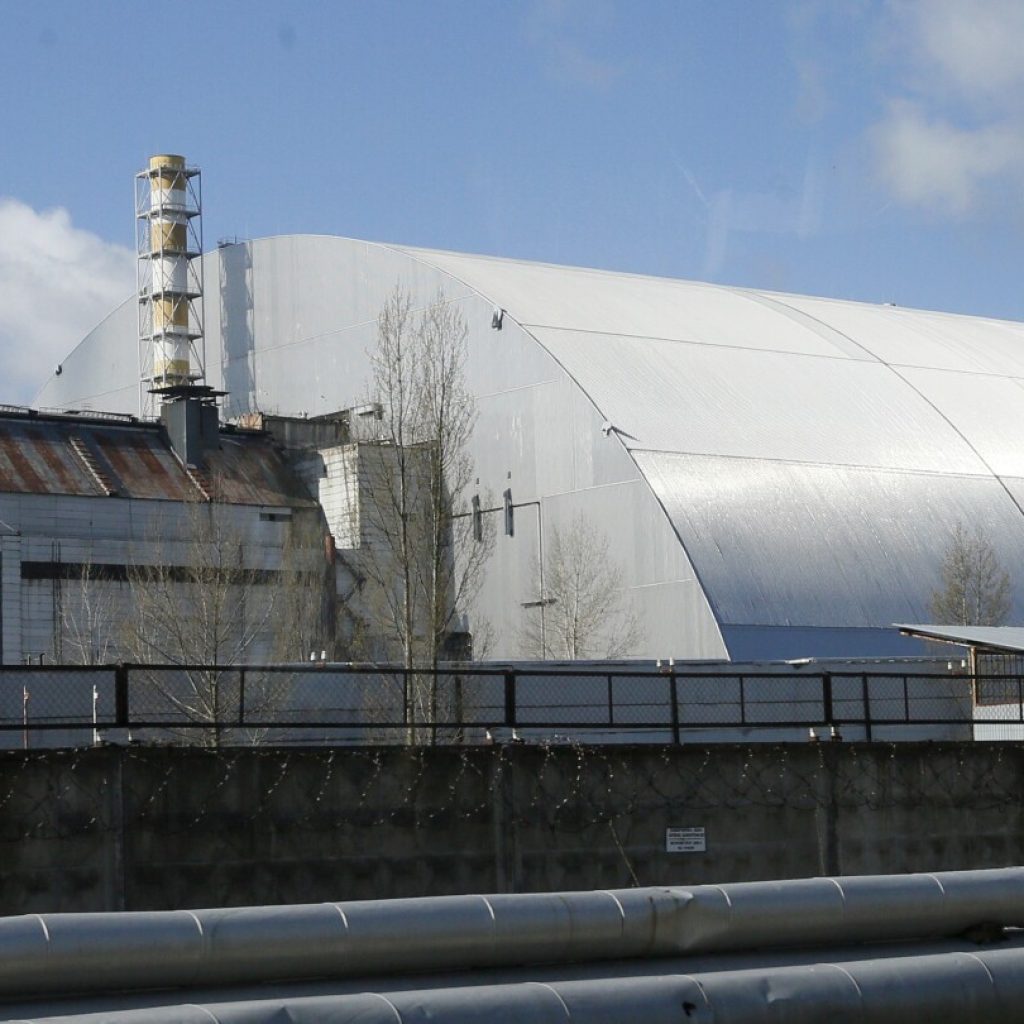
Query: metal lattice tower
[{"left": 135, "top": 155, "right": 206, "bottom": 418}]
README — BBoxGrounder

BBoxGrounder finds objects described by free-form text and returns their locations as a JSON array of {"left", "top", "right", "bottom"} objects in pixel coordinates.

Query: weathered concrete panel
[{"left": 1, "top": 743, "right": 1023, "bottom": 914}]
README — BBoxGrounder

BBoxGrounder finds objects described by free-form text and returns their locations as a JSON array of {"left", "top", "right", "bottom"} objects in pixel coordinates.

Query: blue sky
[{"left": 3, "top": 0, "right": 1024, "bottom": 401}]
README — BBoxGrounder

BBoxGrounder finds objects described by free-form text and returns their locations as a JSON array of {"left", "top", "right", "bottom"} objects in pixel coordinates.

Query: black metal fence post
[
  {"left": 115, "top": 663, "right": 129, "bottom": 729},
  {"left": 238, "top": 667, "right": 246, "bottom": 728},
  {"left": 822, "top": 672, "right": 834, "bottom": 727},
  {"left": 669, "top": 670, "right": 681, "bottom": 745},
  {"left": 431, "top": 669, "right": 438, "bottom": 746},
  {"left": 430, "top": 668, "right": 439, "bottom": 747},
  {"left": 504, "top": 671, "right": 516, "bottom": 730},
  {"left": 454, "top": 674, "right": 465, "bottom": 744},
  {"left": 862, "top": 673, "right": 873, "bottom": 741}
]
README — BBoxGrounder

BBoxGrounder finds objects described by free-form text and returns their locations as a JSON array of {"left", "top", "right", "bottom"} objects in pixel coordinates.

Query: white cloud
[
  {"left": 872, "top": 100, "right": 1024, "bottom": 213},
  {"left": 904, "top": 0, "right": 1024, "bottom": 103},
  {"left": 871, "top": 0, "right": 1024, "bottom": 214},
  {"left": 0, "top": 199, "right": 134, "bottom": 404}
]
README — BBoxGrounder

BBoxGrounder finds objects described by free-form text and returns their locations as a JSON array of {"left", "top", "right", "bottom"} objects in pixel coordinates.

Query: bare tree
[
  {"left": 519, "top": 514, "right": 643, "bottom": 660},
  {"left": 930, "top": 521, "right": 1012, "bottom": 626},
  {"left": 60, "top": 559, "right": 121, "bottom": 666},
  {"left": 348, "top": 288, "right": 493, "bottom": 736},
  {"left": 271, "top": 507, "right": 337, "bottom": 662},
  {"left": 120, "top": 500, "right": 333, "bottom": 745}
]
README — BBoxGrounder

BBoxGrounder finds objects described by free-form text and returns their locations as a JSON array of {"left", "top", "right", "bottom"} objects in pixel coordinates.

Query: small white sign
[{"left": 666, "top": 827, "right": 706, "bottom": 853}]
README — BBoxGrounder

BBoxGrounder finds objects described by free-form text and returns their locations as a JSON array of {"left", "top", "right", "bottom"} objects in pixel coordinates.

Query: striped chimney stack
[{"left": 135, "top": 154, "right": 205, "bottom": 416}]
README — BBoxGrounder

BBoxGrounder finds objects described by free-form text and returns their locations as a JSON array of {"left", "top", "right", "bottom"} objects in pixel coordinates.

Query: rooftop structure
[
  {"left": 0, "top": 405, "right": 313, "bottom": 507},
  {"left": 37, "top": 236, "right": 1024, "bottom": 661}
]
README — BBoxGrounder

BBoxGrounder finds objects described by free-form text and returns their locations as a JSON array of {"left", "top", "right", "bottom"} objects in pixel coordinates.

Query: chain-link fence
[
  {"left": 0, "top": 666, "right": 116, "bottom": 748},
  {"left": 0, "top": 664, "right": 991, "bottom": 748}
]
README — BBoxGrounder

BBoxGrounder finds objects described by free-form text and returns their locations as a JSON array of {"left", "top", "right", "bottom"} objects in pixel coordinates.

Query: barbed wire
[{"left": 0, "top": 740, "right": 1019, "bottom": 856}]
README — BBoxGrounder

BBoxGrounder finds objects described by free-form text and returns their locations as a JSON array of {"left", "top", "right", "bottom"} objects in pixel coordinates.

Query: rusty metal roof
[
  {"left": 205, "top": 434, "right": 317, "bottom": 507},
  {"left": 0, "top": 411, "right": 314, "bottom": 507}
]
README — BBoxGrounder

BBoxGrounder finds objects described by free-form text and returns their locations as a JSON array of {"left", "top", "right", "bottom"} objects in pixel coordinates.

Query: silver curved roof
[{"left": 34, "top": 237, "right": 1024, "bottom": 658}]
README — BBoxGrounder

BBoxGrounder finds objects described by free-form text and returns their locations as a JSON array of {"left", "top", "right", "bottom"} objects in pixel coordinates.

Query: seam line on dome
[
  {"left": 734, "top": 289, "right": 879, "bottom": 362},
  {"left": 631, "top": 448, "right": 996, "bottom": 479},
  {"left": 884, "top": 364, "right": 1024, "bottom": 523},
  {"left": 520, "top": 323, "right": 877, "bottom": 364}
]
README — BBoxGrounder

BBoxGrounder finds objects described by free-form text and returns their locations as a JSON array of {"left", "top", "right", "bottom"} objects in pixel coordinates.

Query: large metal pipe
[
  {"left": 0, "top": 889, "right": 681, "bottom": 997},
  {"left": 670, "top": 866, "right": 1023, "bottom": 951},
  {"left": 14, "top": 948, "right": 1024, "bottom": 1023},
  {"left": 2, "top": 868, "right": 1024, "bottom": 999}
]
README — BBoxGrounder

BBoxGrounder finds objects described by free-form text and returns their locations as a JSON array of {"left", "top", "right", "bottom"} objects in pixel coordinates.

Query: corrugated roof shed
[{"left": 897, "top": 623, "right": 1024, "bottom": 653}]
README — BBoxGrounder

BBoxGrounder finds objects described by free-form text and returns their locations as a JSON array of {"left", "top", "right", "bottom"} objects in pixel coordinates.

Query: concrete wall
[{"left": 1, "top": 742, "right": 1022, "bottom": 915}]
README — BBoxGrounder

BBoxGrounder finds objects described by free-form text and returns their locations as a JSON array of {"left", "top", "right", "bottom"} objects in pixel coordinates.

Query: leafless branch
[{"left": 519, "top": 514, "right": 644, "bottom": 660}]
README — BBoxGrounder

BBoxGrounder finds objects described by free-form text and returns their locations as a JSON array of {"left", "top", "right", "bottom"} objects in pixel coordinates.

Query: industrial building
[
  {"left": 0, "top": 158, "right": 338, "bottom": 673},
  {"left": 0, "top": 403, "right": 327, "bottom": 668},
  {"left": 32, "top": 158, "right": 1024, "bottom": 662}
]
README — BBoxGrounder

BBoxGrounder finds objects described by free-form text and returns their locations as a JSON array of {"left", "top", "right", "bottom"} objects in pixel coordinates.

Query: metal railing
[{"left": 0, "top": 663, "right": 1000, "bottom": 747}]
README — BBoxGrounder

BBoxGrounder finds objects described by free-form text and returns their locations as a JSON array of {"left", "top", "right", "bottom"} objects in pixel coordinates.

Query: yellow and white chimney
[{"left": 135, "top": 154, "right": 205, "bottom": 415}]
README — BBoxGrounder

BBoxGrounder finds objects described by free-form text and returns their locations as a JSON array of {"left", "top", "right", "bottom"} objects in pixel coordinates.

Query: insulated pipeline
[
  {"left": 13, "top": 949, "right": 1024, "bottom": 1024},
  {"left": 2, "top": 867, "right": 1024, "bottom": 999}
]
